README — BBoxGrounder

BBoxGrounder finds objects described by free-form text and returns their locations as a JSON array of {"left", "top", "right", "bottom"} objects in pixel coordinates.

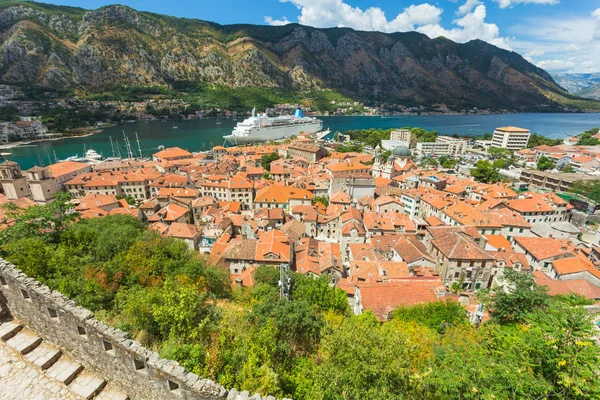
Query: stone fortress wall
[{"left": 0, "top": 259, "right": 279, "bottom": 400}]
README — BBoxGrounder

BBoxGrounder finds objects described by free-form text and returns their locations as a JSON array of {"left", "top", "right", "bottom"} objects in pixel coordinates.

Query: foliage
[
  {"left": 551, "top": 293, "right": 594, "bottom": 306},
  {"left": 260, "top": 152, "right": 280, "bottom": 171},
  {"left": 392, "top": 301, "right": 468, "bottom": 332},
  {"left": 2, "top": 197, "right": 600, "bottom": 398},
  {"left": 569, "top": 180, "right": 600, "bottom": 203},
  {"left": 0, "top": 105, "right": 19, "bottom": 122},
  {"left": 479, "top": 270, "right": 549, "bottom": 325},
  {"left": 576, "top": 128, "right": 600, "bottom": 146},
  {"left": 312, "top": 196, "right": 329, "bottom": 207},
  {"left": 487, "top": 146, "right": 513, "bottom": 159},
  {"left": 292, "top": 274, "right": 350, "bottom": 315},
  {"left": 537, "top": 155, "right": 556, "bottom": 171},
  {"left": 254, "top": 265, "right": 281, "bottom": 288},
  {"left": 419, "top": 157, "right": 438, "bottom": 168},
  {"left": 471, "top": 160, "right": 500, "bottom": 183},
  {"left": 528, "top": 133, "right": 563, "bottom": 148},
  {"left": 410, "top": 127, "right": 438, "bottom": 143},
  {"left": 562, "top": 164, "right": 576, "bottom": 173},
  {"left": 334, "top": 143, "right": 363, "bottom": 153},
  {"left": 344, "top": 128, "right": 391, "bottom": 148},
  {"left": 438, "top": 155, "right": 460, "bottom": 169}
]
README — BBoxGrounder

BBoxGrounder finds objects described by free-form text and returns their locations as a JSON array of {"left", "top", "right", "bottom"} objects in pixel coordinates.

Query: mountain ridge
[{"left": 0, "top": 0, "right": 598, "bottom": 112}]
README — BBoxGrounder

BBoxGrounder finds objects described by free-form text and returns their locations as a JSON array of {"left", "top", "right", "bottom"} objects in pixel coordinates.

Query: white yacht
[{"left": 223, "top": 107, "right": 323, "bottom": 145}]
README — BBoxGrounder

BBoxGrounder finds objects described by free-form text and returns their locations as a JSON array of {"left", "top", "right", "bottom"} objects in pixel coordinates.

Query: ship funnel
[{"left": 294, "top": 108, "right": 303, "bottom": 118}]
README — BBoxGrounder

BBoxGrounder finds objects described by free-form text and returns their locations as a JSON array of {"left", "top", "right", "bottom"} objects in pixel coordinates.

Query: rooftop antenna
[{"left": 135, "top": 132, "right": 143, "bottom": 158}]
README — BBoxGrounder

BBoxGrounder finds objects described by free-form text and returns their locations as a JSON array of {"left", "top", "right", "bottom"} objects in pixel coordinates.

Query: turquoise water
[{"left": 5, "top": 113, "right": 600, "bottom": 169}]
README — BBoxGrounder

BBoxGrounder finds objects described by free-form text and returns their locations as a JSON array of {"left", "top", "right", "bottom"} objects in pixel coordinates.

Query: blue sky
[{"left": 49, "top": 0, "right": 600, "bottom": 73}]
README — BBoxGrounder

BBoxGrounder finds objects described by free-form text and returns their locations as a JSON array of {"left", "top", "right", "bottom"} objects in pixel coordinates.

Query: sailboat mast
[
  {"left": 53, "top": 150, "right": 58, "bottom": 163},
  {"left": 123, "top": 130, "right": 133, "bottom": 159},
  {"left": 135, "top": 132, "right": 143, "bottom": 158},
  {"left": 109, "top": 136, "right": 116, "bottom": 158}
]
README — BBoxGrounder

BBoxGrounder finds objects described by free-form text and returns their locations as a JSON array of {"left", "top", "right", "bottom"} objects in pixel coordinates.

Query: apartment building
[{"left": 491, "top": 126, "right": 530, "bottom": 150}]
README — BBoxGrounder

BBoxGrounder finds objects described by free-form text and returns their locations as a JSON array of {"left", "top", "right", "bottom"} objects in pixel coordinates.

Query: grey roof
[
  {"left": 551, "top": 221, "right": 580, "bottom": 234},
  {"left": 392, "top": 145, "right": 411, "bottom": 157}
]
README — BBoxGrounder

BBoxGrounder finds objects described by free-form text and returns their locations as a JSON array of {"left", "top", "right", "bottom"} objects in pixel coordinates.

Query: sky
[{"left": 49, "top": 0, "right": 600, "bottom": 74}]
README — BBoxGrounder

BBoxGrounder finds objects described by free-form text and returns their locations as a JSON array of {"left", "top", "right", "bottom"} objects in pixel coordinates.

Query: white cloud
[
  {"left": 265, "top": 2, "right": 511, "bottom": 50},
  {"left": 593, "top": 8, "right": 600, "bottom": 40},
  {"left": 268, "top": 1, "right": 442, "bottom": 33},
  {"left": 495, "top": 0, "right": 559, "bottom": 9},
  {"left": 264, "top": 16, "right": 291, "bottom": 26},
  {"left": 418, "top": 5, "right": 512, "bottom": 50},
  {"left": 582, "top": 61, "right": 595, "bottom": 72},
  {"left": 536, "top": 59, "right": 575, "bottom": 71},
  {"left": 456, "top": 0, "right": 482, "bottom": 16},
  {"left": 525, "top": 50, "right": 545, "bottom": 57}
]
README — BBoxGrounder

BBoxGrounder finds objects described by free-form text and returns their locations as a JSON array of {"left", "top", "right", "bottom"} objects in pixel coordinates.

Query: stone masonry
[{"left": 0, "top": 259, "right": 283, "bottom": 400}]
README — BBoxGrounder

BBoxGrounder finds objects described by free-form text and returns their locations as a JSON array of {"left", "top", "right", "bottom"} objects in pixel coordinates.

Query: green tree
[
  {"left": 526, "top": 304, "right": 600, "bottom": 398},
  {"left": 471, "top": 160, "right": 500, "bottom": 183},
  {"left": 537, "top": 155, "right": 556, "bottom": 171},
  {"left": 292, "top": 275, "right": 350, "bottom": 315},
  {"left": 528, "top": 133, "right": 563, "bottom": 148},
  {"left": 479, "top": 269, "right": 549, "bottom": 325},
  {"left": 254, "top": 265, "right": 281, "bottom": 288},
  {"left": 439, "top": 155, "right": 459, "bottom": 169},
  {"left": 260, "top": 152, "right": 280, "bottom": 171},
  {"left": 562, "top": 164, "right": 576, "bottom": 173},
  {"left": 312, "top": 196, "right": 329, "bottom": 207},
  {"left": 392, "top": 301, "right": 467, "bottom": 331}
]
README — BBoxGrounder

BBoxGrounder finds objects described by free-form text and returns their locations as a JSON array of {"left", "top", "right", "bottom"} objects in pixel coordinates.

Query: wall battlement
[{"left": 0, "top": 259, "right": 277, "bottom": 400}]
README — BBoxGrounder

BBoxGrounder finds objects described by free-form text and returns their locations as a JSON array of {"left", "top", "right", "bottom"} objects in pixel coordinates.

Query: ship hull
[{"left": 224, "top": 121, "right": 323, "bottom": 145}]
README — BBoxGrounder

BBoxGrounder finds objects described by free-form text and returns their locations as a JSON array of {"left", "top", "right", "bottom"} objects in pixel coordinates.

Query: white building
[
  {"left": 390, "top": 129, "right": 413, "bottom": 144},
  {"left": 416, "top": 137, "right": 466, "bottom": 156},
  {"left": 491, "top": 126, "right": 530, "bottom": 150}
]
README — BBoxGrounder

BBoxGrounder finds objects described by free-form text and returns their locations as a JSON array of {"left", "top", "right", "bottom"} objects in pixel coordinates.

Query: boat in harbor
[
  {"left": 223, "top": 107, "right": 323, "bottom": 145},
  {"left": 61, "top": 149, "right": 103, "bottom": 164}
]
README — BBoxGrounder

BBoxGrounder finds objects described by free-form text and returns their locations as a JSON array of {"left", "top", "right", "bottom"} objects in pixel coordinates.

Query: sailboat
[
  {"left": 172, "top": 120, "right": 179, "bottom": 129},
  {"left": 216, "top": 116, "right": 222, "bottom": 125}
]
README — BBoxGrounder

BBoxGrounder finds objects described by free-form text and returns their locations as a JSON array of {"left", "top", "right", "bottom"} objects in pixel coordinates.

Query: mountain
[
  {"left": 0, "top": 0, "right": 597, "bottom": 112},
  {"left": 552, "top": 73, "right": 600, "bottom": 100}
]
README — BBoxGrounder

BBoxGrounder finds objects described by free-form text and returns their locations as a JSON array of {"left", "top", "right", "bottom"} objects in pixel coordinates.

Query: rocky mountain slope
[
  {"left": 553, "top": 73, "right": 600, "bottom": 100},
  {"left": 0, "top": 1, "right": 595, "bottom": 111}
]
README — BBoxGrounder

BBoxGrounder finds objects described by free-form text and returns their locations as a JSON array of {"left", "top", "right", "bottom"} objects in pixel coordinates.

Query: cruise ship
[{"left": 223, "top": 107, "right": 323, "bottom": 145}]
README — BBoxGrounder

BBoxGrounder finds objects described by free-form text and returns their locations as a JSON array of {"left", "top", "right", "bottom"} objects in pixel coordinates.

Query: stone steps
[
  {"left": 0, "top": 319, "right": 129, "bottom": 399},
  {"left": 94, "top": 383, "right": 130, "bottom": 400},
  {"left": 24, "top": 341, "right": 62, "bottom": 370},
  {"left": 70, "top": 370, "right": 107, "bottom": 400},
  {"left": 0, "top": 321, "right": 22, "bottom": 340},
  {"left": 45, "top": 354, "right": 84, "bottom": 386},
  {"left": 5, "top": 328, "right": 43, "bottom": 355}
]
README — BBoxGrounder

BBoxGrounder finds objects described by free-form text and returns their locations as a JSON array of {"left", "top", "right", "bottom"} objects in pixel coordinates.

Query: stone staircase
[{"left": 0, "top": 320, "right": 129, "bottom": 400}]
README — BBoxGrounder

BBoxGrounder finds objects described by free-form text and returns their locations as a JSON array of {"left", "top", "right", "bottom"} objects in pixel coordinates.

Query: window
[
  {"left": 509, "top": 227, "right": 514, "bottom": 232},
  {"left": 103, "top": 340, "right": 115, "bottom": 355},
  {"left": 20, "top": 289, "right": 30, "bottom": 300},
  {"left": 77, "top": 326, "right": 87, "bottom": 338},
  {"left": 47, "top": 308, "right": 58, "bottom": 319},
  {"left": 519, "top": 228, "right": 524, "bottom": 233},
  {"left": 133, "top": 359, "right": 146, "bottom": 372},
  {"left": 454, "top": 272, "right": 460, "bottom": 278},
  {"left": 457, "top": 261, "right": 462, "bottom": 267},
  {"left": 167, "top": 380, "right": 180, "bottom": 392},
  {"left": 0, "top": 276, "right": 6, "bottom": 286}
]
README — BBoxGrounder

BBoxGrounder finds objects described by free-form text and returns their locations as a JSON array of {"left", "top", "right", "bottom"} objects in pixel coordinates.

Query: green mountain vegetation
[
  {"left": 1, "top": 196, "right": 599, "bottom": 398},
  {"left": 1, "top": 1, "right": 599, "bottom": 111}
]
